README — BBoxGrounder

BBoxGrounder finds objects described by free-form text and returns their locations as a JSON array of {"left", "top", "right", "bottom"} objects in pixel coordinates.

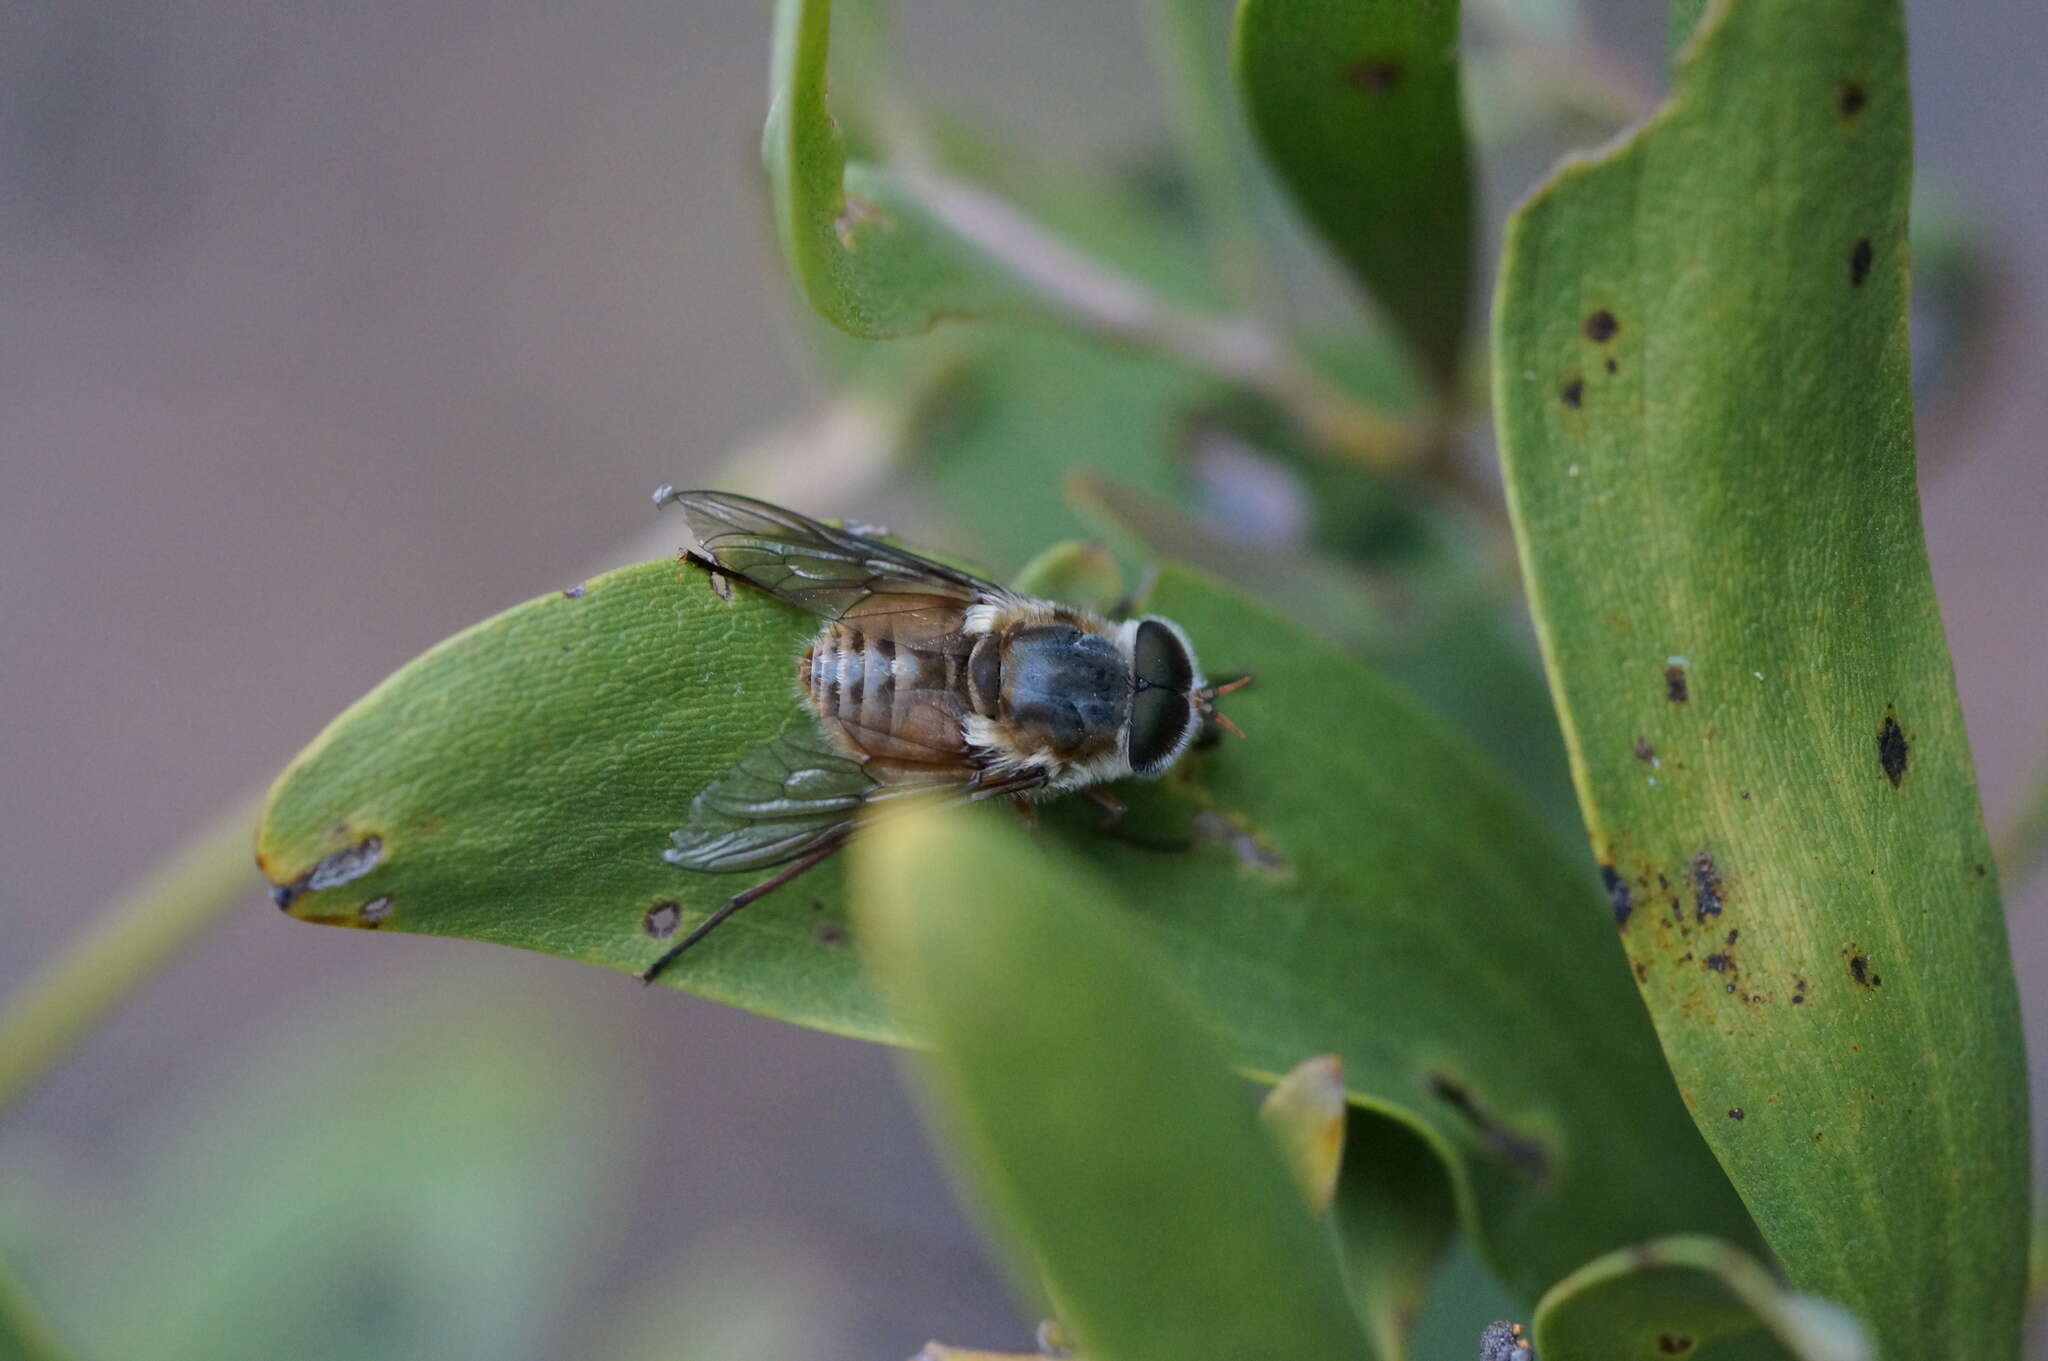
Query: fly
[{"left": 641, "top": 488, "right": 1247, "bottom": 982}]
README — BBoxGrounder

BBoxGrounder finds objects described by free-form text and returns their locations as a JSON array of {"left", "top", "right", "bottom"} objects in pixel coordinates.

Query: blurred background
[{"left": 2, "top": 1, "right": 2043, "bottom": 1357}]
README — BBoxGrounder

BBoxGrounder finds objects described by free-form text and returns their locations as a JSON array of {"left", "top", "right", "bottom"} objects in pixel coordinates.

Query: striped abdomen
[{"left": 800, "top": 620, "right": 1000, "bottom": 770}]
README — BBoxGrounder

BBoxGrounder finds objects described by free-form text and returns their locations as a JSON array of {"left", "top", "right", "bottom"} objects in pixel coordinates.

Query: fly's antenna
[{"left": 1196, "top": 673, "right": 1253, "bottom": 739}]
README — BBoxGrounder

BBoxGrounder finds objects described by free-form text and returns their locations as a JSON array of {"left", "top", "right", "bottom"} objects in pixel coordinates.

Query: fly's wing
[
  {"left": 666, "top": 722, "right": 1047, "bottom": 875},
  {"left": 665, "top": 724, "right": 884, "bottom": 874},
  {"left": 656, "top": 489, "right": 1011, "bottom": 627}
]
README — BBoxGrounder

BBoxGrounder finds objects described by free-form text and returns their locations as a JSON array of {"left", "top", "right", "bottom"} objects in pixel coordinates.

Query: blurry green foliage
[{"left": 4, "top": 0, "right": 2029, "bottom": 1358}]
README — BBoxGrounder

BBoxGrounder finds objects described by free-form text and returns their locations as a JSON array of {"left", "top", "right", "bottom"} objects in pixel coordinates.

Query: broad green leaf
[
  {"left": 1532, "top": 1236, "right": 1871, "bottom": 1361},
  {"left": 766, "top": 0, "right": 1026, "bottom": 336},
  {"left": 259, "top": 555, "right": 1754, "bottom": 1294},
  {"left": 258, "top": 558, "right": 890, "bottom": 1036},
  {"left": 1234, "top": 0, "right": 1475, "bottom": 386},
  {"left": 856, "top": 805, "right": 1372, "bottom": 1361},
  {"left": 1492, "top": 0, "right": 2028, "bottom": 1353}
]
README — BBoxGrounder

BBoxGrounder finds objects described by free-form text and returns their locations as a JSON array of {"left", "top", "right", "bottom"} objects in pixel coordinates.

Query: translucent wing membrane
[
  {"left": 664, "top": 724, "right": 880, "bottom": 873},
  {"left": 657, "top": 488, "right": 1007, "bottom": 621},
  {"left": 667, "top": 720, "right": 1020, "bottom": 874}
]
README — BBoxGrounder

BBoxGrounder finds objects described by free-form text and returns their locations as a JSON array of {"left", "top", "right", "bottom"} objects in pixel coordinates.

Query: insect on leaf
[{"left": 258, "top": 549, "right": 1757, "bottom": 1298}]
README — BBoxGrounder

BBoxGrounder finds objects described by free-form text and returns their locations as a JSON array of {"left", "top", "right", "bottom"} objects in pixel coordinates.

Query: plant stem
[
  {"left": 0, "top": 794, "right": 262, "bottom": 1117},
  {"left": 897, "top": 168, "right": 1427, "bottom": 471}
]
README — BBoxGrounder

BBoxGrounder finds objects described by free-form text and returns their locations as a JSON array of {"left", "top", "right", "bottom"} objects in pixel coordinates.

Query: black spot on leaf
[
  {"left": 644, "top": 902, "right": 682, "bottom": 939},
  {"left": 1878, "top": 711, "right": 1908, "bottom": 786},
  {"left": 1560, "top": 377, "right": 1584, "bottom": 408},
  {"left": 1849, "top": 954, "right": 1871, "bottom": 985},
  {"left": 1726, "top": 1108, "right": 1745, "bottom": 1122},
  {"left": 1583, "top": 309, "right": 1619, "bottom": 342},
  {"left": 1691, "top": 851, "right": 1723, "bottom": 922},
  {"left": 1837, "top": 80, "right": 1868, "bottom": 118},
  {"left": 1665, "top": 663, "right": 1689, "bottom": 703},
  {"left": 1659, "top": 1335, "right": 1697, "bottom": 1354},
  {"left": 1687, "top": 851, "right": 1720, "bottom": 925},
  {"left": 1705, "top": 953, "right": 1730, "bottom": 972},
  {"left": 1850, "top": 237, "right": 1874, "bottom": 286},
  {"left": 1604, "top": 357, "right": 1618, "bottom": 374},
  {"left": 1602, "top": 865, "right": 1634, "bottom": 927}
]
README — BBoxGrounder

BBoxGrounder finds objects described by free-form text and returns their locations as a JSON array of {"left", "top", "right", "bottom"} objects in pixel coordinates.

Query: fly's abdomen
[{"left": 800, "top": 621, "right": 971, "bottom": 767}]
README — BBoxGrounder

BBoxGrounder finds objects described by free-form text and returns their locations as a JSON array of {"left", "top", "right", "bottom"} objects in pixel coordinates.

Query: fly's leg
[
  {"left": 1082, "top": 785, "right": 1127, "bottom": 830},
  {"left": 641, "top": 833, "right": 850, "bottom": 984}
]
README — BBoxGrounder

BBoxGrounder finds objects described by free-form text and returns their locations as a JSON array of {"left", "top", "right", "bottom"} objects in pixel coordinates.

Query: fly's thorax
[{"left": 1000, "top": 621, "right": 1131, "bottom": 760}]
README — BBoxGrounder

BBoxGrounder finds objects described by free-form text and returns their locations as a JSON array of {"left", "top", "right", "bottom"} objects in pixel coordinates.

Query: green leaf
[
  {"left": 1532, "top": 1236, "right": 1870, "bottom": 1361},
  {"left": 258, "top": 557, "right": 892, "bottom": 1036},
  {"left": 856, "top": 804, "right": 1372, "bottom": 1361},
  {"left": 0, "top": 1254, "right": 75, "bottom": 1361},
  {"left": 1491, "top": 0, "right": 2029, "bottom": 1353},
  {"left": 259, "top": 554, "right": 1754, "bottom": 1295},
  {"left": 1008, "top": 539, "right": 1126, "bottom": 618},
  {"left": 766, "top": 0, "right": 1024, "bottom": 336},
  {"left": 1234, "top": 0, "right": 1475, "bottom": 386},
  {"left": 1668, "top": 0, "right": 1711, "bottom": 61},
  {"left": 1331, "top": 1114, "right": 1458, "bottom": 1361}
]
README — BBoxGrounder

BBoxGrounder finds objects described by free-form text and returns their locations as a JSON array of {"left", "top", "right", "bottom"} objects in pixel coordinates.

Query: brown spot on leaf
[
  {"left": 1837, "top": 80, "right": 1868, "bottom": 118},
  {"left": 1850, "top": 237, "right": 1874, "bottom": 286},
  {"left": 1604, "top": 357, "right": 1618, "bottom": 375},
  {"left": 1665, "top": 663, "right": 1689, "bottom": 703},
  {"left": 1633, "top": 736, "right": 1656, "bottom": 764},
  {"left": 1659, "top": 1335, "right": 1697, "bottom": 1355},
  {"left": 1878, "top": 710, "right": 1908, "bottom": 787},
  {"left": 1583, "top": 309, "right": 1619, "bottom": 342},
  {"left": 1345, "top": 56, "right": 1402, "bottom": 92},
  {"left": 815, "top": 920, "right": 848, "bottom": 949},
  {"left": 834, "top": 195, "right": 887, "bottom": 250}
]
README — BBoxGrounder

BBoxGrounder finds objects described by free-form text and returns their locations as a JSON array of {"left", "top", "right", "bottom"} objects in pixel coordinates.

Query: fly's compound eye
[
  {"left": 1130, "top": 686, "right": 1194, "bottom": 775},
  {"left": 1132, "top": 618, "right": 1195, "bottom": 693}
]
